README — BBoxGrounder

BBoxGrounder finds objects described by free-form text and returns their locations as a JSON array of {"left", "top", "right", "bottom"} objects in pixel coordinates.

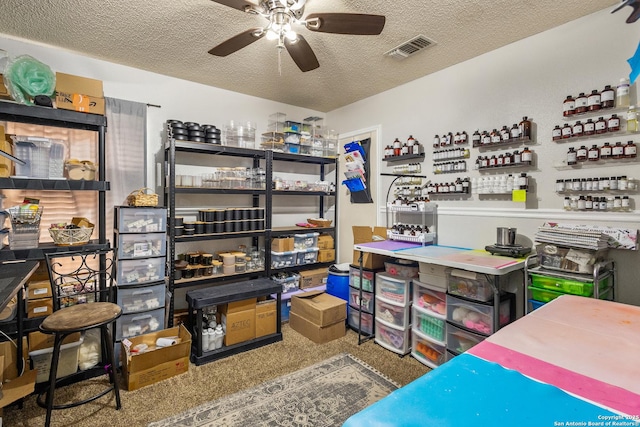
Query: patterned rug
[{"left": 148, "top": 353, "right": 399, "bottom": 427}]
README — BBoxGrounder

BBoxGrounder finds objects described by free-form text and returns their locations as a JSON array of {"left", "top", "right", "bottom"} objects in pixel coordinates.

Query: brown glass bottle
[
  {"left": 595, "top": 117, "right": 607, "bottom": 134},
  {"left": 561, "top": 123, "right": 572, "bottom": 139},
  {"left": 587, "top": 145, "right": 600, "bottom": 161},
  {"left": 472, "top": 130, "right": 481, "bottom": 146},
  {"left": 552, "top": 125, "right": 562, "bottom": 141},
  {"left": 519, "top": 116, "right": 532, "bottom": 139},
  {"left": 612, "top": 141, "right": 624, "bottom": 159},
  {"left": 601, "top": 85, "right": 615, "bottom": 108},
  {"left": 584, "top": 119, "right": 596, "bottom": 136},
  {"left": 563, "top": 95, "right": 576, "bottom": 116},
  {"left": 607, "top": 114, "right": 620, "bottom": 132},
  {"left": 572, "top": 121, "right": 584, "bottom": 138},
  {"left": 575, "top": 92, "right": 588, "bottom": 114},
  {"left": 587, "top": 89, "right": 601, "bottom": 112},
  {"left": 600, "top": 142, "right": 612, "bottom": 159},
  {"left": 576, "top": 145, "right": 588, "bottom": 162},
  {"left": 624, "top": 140, "right": 637, "bottom": 158},
  {"left": 521, "top": 147, "right": 533, "bottom": 165}
]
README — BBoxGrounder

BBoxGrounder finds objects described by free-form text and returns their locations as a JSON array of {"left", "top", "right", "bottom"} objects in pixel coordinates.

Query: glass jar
[
  {"left": 472, "top": 130, "right": 481, "bottom": 146},
  {"left": 624, "top": 140, "right": 637, "bottom": 158},
  {"left": 519, "top": 116, "right": 532, "bottom": 139},
  {"left": 500, "top": 126, "right": 510, "bottom": 141},
  {"left": 612, "top": 141, "right": 625, "bottom": 159},
  {"left": 627, "top": 105, "right": 638, "bottom": 133},
  {"left": 563, "top": 197, "right": 571, "bottom": 210},
  {"left": 555, "top": 179, "right": 565, "bottom": 192},
  {"left": 622, "top": 196, "right": 630, "bottom": 211},
  {"left": 619, "top": 175, "right": 628, "bottom": 190},
  {"left": 607, "top": 114, "right": 620, "bottom": 132},
  {"left": 584, "top": 119, "right": 596, "bottom": 136},
  {"left": 576, "top": 145, "right": 588, "bottom": 162},
  {"left": 610, "top": 176, "right": 619, "bottom": 191},
  {"left": 503, "top": 152, "right": 512, "bottom": 165},
  {"left": 433, "top": 135, "right": 440, "bottom": 149},
  {"left": 521, "top": 147, "right": 533, "bottom": 164},
  {"left": 567, "top": 147, "right": 577, "bottom": 165},
  {"left": 600, "top": 142, "right": 612, "bottom": 159},
  {"left": 490, "top": 129, "right": 501, "bottom": 144},
  {"left": 577, "top": 196, "right": 586, "bottom": 210},
  {"left": 482, "top": 131, "right": 491, "bottom": 145},
  {"left": 599, "top": 197, "right": 607, "bottom": 210},
  {"left": 513, "top": 150, "right": 521, "bottom": 164},
  {"left": 510, "top": 124, "right": 521, "bottom": 139},
  {"left": 572, "top": 178, "right": 582, "bottom": 191},
  {"left": 552, "top": 125, "right": 562, "bottom": 141},
  {"left": 561, "top": 123, "right": 572, "bottom": 139},
  {"left": 614, "top": 196, "right": 622, "bottom": 210},
  {"left": 572, "top": 121, "right": 584, "bottom": 138},
  {"left": 563, "top": 95, "right": 576, "bottom": 116},
  {"left": 606, "top": 197, "right": 615, "bottom": 210},
  {"left": 585, "top": 195, "right": 593, "bottom": 210},
  {"left": 587, "top": 145, "right": 600, "bottom": 161},
  {"left": 599, "top": 176, "right": 610, "bottom": 191}
]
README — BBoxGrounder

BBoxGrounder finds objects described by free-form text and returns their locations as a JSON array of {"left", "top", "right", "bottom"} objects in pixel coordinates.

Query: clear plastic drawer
[
  {"left": 117, "top": 283, "right": 166, "bottom": 314},
  {"left": 117, "top": 257, "right": 166, "bottom": 286},
  {"left": 116, "top": 307, "right": 165, "bottom": 341},
  {"left": 114, "top": 207, "right": 167, "bottom": 233},
  {"left": 116, "top": 233, "right": 166, "bottom": 259}
]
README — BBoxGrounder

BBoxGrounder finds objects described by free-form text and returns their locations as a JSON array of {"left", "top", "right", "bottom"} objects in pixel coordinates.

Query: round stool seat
[{"left": 41, "top": 302, "right": 122, "bottom": 333}]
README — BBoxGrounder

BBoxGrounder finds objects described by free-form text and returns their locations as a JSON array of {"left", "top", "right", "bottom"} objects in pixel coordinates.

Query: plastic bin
[
  {"left": 116, "top": 233, "right": 167, "bottom": 259},
  {"left": 447, "top": 268, "right": 494, "bottom": 302},
  {"left": 296, "top": 247, "right": 318, "bottom": 265},
  {"left": 413, "top": 280, "right": 446, "bottom": 318},
  {"left": 117, "top": 257, "right": 165, "bottom": 286},
  {"left": 412, "top": 306, "right": 445, "bottom": 343},
  {"left": 12, "top": 137, "right": 66, "bottom": 179},
  {"left": 293, "top": 232, "right": 319, "bottom": 250},
  {"left": 326, "top": 263, "right": 350, "bottom": 303},
  {"left": 349, "top": 287, "right": 374, "bottom": 314},
  {"left": 375, "top": 272, "right": 412, "bottom": 306},
  {"left": 114, "top": 207, "right": 167, "bottom": 233},
  {"left": 272, "top": 273, "right": 300, "bottom": 293},
  {"left": 117, "top": 283, "right": 166, "bottom": 314},
  {"left": 374, "top": 320, "right": 410, "bottom": 355},
  {"left": 348, "top": 265, "right": 375, "bottom": 292},
  {"left": 384, "top": 260, "right": 419, "bottom": 278},
  {"left": 271, "top": 250, "right": 297, "bottom": 269},
  {"left": 529, "top": 272, "right": 610, "bottom": 297},
  {"left": 528, "top": 299, "right": 545, "bottom": 311},
  {"left": 375, "top": 296, "right": 410, "bottom": 329},
  {"left": 446, "top": 293, "right": 515, "bottom": 336},
  {"left": 446, "top": 322, "right": 486, "bottom": 353},
  {"left": 348, "top": 307, "right": 373, "bottom": 335},
  {"left": 116, "top": 307, "right": 165, "bottom": 341},
  {"left": 29, "top": 335, "right": 83, "bottom": 383},
  {"left": 411, "top": 329, "right": 446, "bottom": 368}
]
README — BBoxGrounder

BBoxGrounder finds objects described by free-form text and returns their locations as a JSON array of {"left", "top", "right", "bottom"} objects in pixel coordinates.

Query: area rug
[{"left": 148, "top": 353, "right": 399, "bottom": 427}]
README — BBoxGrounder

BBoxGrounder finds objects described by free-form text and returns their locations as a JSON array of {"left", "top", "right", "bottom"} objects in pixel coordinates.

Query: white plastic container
[{"left": 29, "top": 336, "right": 83, "bottom": 383}]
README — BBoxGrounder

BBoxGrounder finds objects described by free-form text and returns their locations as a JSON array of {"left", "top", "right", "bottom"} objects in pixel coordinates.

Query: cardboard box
[
  {"left": 0, "top": 339, "right": 36, "bottom": 408},
  {"left": 299, "top": 267, "right": 328, "bottom": 289},
  {"left": 28, "top": 331, "right": 81, "bottom": 352},
  {"left": 0, "top": 125, "right": 13, "bottom": 177},
  {"left": 0, "top": 75, "right": 11, "bottom": 100},
  {"left": 290, "top": 291, "right": 346, "bottom": 327},
  {"left": 55, "top": 72, "right": 105, "bottom": 115},
  {"left": 317, "top": 249, "right": 335, "bottom": 263},
  {"left": 289, "top": 312, "right": 346, "bottom": 344},
  {"left": 121, "top": 324, "right": 191, "bottom": 391},
  {"left": 27, "top": 280, "right": 52, "bottom": 300},
  {"left": 317, "top": 234, "right": 335, "bottom": 249},
  {"left": 221, "top": 298, "right": 257, "bottom": 346},
  {"left": 255, "top": 299, "right": 277, "bottom": 338},
  {"left": 353, "top": 226, "right": 389, "bottom": 270},
  {"left": 271, "top": 237, "right": 294, "bottom": 252},
  {"left": 26, "top": 298, "right": 53, "bottom": 318}
]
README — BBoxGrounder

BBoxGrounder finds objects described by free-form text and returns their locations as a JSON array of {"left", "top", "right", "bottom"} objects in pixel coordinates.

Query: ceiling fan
[{"left": 208, "top": 0, "right": 386, "bottom": 72}]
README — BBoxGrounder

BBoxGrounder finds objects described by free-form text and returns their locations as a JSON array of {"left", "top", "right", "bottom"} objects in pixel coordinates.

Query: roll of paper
[{"left": 156, "top": 337, "right": 177, "bottom": 348}]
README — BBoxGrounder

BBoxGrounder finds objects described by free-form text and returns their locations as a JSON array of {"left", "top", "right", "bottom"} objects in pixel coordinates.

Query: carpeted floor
[{"left": 3, "top": 324, "right": 430, "bottom": 427}]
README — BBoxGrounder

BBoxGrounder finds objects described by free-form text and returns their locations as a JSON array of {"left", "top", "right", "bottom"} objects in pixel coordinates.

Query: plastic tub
[
  {"left": 29, "top": 336, "right": 83, "bottom": 383},
  {"left": 411, "top": 330, "right": 446, "bottom": 368},
  {"left": 348, "top": 307, "right": 373, "bottom": 335},
  {"left": 349, "top": 287, "right": 374, "bottom": 314},
  {"left": 296, "top": 247, "right": 318, "bottom": 265},
  {"left": 412, "top": 306, "right": 445, "bottom": 343},
  {"left": 327, "top": 263, "right": 350, "bottom": 302},
  {"left": 447, "top": 268, "right": 494, "bottom": 302},
  {"left": 375, "top": 296, "right": 410, "bottom": 329},
  {"left": 374, "top": 320, "right": 410, "bottom": 355},
  {"left": 348, "top": 265, "right": 375, "bottom": 292},
  {"left": 413, "top": 280, "right": 446, "bottom": 318},
  {"left": 271, "top": 250, "right": 297, "bottom": 269},
  {"left": 529, "top": 272, "right": 610, "bottom": 297},
  {"left": 293, "top": 232, "right": 319, "bottom": 250},
  {"left": 375, "top": 272, "right": 412, "bottom": 306},
  {"left": 117, "top": 283, "right": 166, "bottom": 314}
]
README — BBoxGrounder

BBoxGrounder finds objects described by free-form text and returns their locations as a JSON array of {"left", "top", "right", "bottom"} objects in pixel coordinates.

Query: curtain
[{"left": 104, "top": 97, "right": 146, "bottom": 236}]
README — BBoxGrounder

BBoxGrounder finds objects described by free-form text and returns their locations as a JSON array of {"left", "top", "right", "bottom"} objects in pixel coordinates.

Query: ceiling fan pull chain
[{"left": 278, "top": 46, "right": 282, "bottom": 76}]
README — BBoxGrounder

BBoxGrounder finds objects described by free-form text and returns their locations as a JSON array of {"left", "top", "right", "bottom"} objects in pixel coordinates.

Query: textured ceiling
[{"left": 0, "top": 0, "right": 619, "bottom": 112}]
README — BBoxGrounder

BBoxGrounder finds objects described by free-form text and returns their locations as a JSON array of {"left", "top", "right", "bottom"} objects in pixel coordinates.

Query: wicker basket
[
  {"left": 126, "top": 187, "right": 158, "bottom": 207},
  {"left": 307, "top": 218, "right": 332, "bottom": 227},
  {"left": 49, "top": 227, "right": 94, "bottom": 246}
]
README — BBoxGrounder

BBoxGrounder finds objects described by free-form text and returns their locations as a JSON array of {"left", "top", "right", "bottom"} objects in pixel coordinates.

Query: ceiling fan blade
[
  {"left": 305, "top": 13, "right": 385, "bottom": 35},
  {"left": 209, "top": 28, "right": 265, "bottom": 56},
  {"left": 210, "top": 0, "right": 260, "bottom": 13},
  {"left": 285, "top": 35, "right": 319, "bottom": 72}
]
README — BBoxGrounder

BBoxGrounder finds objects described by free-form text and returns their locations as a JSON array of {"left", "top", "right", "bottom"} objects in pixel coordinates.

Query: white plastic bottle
[{"left": 617, "top": 77, "right": 630, "bottom": 108}]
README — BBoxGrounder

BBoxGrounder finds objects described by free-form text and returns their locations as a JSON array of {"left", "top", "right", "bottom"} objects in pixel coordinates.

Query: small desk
[{"left": 0, "top": 260, "right": 40, "bottom": 375}]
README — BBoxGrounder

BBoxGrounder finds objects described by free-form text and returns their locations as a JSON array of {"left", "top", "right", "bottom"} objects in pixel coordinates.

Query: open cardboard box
[
  {"left": 0, "top": 338, "right": 37, "bottom": 409},
  {"left": 121, "top": 324, "right": 191, "bottom": 391},
  {"left": 352, "top": 226, "right": 389, "bottom": 269}
]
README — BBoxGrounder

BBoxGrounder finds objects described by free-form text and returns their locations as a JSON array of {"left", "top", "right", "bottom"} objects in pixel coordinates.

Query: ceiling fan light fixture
[
  {"left": 285, "top": 30, "right": 297, "bottom": 41},
  {"left": 266, "top": 29, "right": 279, "bottom": 40}
]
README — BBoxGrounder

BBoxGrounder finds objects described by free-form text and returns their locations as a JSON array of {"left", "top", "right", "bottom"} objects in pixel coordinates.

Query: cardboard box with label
[
  {"left": 317, "top": 249, "right": 335, "bottom": 263},
  {"left": 26, "top": 298, "right": 53, "bottom": 318},
  {"left": 317, "top": 234, "right": 335, "bottom": 249},
  {"left": 27, "top": 280, "right": 52, "bottom": 300},
  {"left": 271, "top": 237, "right": 294, "bottom": 252},
  {"left": 255, "top": 299, "right": 277, "bottom": 338},
  {"left": 299, "top": 267, "right": 328, "bottom": 289},
  {"left": 55, "top": 72, "right": 105, "bottom": 115},
  {"left": 221, "top": 298, "right": 256, "bottom": 346},
  {"left": 352, "top": 226, "right": 389, "bottom": 269},
  {"left": 121, "top": 324, "right": 191, "bottom": 391},
  {"left": 289, "top": 291, "right": 346, "bottom": 344}
]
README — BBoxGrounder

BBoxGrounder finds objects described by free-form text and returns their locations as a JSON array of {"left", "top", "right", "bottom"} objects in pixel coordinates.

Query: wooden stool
[{"left": 36, "top": 302, "right": 122, "bottom": 427}]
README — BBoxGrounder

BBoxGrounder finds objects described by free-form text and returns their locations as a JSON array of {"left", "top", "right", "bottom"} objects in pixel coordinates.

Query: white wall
[{"left": 327, "top": 7, "right": 640, "bottom": 306}]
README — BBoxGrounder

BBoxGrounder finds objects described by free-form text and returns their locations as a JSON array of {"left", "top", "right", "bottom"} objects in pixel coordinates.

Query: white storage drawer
[
  {"left": 115, "top": 207, "right": 167, "bottom": 233},
  {"left": 411, "top": 329, "right": 446, "bottom": 369},
  {"left": 375, "top": 272, "right": 412, "bottom": 306},
  {"left": 446, "top": 293, "right": 515, "bottom": 336},
  {"left": 374, "top": 319, "right": 410, "bottom": 355},
  {"left": 375, "top": 296, "right": 410, "bottom": 329},
  {"left": 116, "top": 232, "right": 166, "bottom": 259},
  {"left": 446, "top": 322, "right": 486, "bottom": 354},
  {"left": 116, "top": 307, "right": 165, "bottom": 341},
  {"left": 412, "top": 280, "right": 446, "bottom": 318},
  {"left": 117, "top": 257, "right": 166, "bottom": 286},
  {"left": 117, "top": 283, "right": 166, "bottom": 314}
]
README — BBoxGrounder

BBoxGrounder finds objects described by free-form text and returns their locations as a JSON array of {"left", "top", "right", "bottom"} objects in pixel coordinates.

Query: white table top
[{"left": 353, "top": 242, "right": 526, "bottom": 275}]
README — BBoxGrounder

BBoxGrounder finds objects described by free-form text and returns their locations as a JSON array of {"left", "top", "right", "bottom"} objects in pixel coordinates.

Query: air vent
[{"left": 385, "top": 35, "right": 435, "bottom": 60}]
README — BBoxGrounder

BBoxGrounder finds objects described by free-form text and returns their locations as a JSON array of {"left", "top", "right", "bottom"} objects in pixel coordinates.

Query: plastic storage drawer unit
[
  {"left": 528, "top": 285, "right": 612, "bottom": 303},
  {"left": 446, "top": 322, "right": 486, "bottom": 354},
  {"left": 348, "top": 307, "right": 373, "bottom": 335},
  {"left": 114, "top": 207, "right": 167, "bottom": 233},
  {"left": 349, "top": 265, "right": 375, "bottom": 292},
  {"left": 293, "top": 232, "right": 319, "bottom": 250},
  {"left": 29, "top": 335, "right": 83, "bottom": 383},
  {"left": 411, "top": 330, "right": 446, "bottom": 368},
  {"left": 447, "top": 269, "right": 494, "bottom": 302},
  {"left": 349, "top": 287, "right": 374, "bottom": 314},
  {"left": 116, "top": 232, "right": 167, "bottom": 259},
  {"left": 413, "top": 280, "right": 446, "bottom": 318},
  {"left": 529, "top": 272, "right": 610, "bottom": 297},
  {"left": 272, "top": 273, "right": 300, "bottom": 293},
  {"left": 412, "top": 306, "right": 445, "bottom": 343},
  {"left": 376, "top": 272, "right": 412, "bottom": 306},
  {"left": 446, "top": 293, "right": 515, "bottom": 336},
  {"left": 117, "top": 257, "right": 165, "bottom": 286},
  {"left": 117, "top": 283, "right": 166, "bottom": 314},
  {"left": 374, "top": 319, "right": 410, "bottom": 355},
  {"left": 375, "top": 296, "right": 410, "bottom": 329},
  {"left": 116, "top": 307, "right": 165, "bottom": 341}
]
